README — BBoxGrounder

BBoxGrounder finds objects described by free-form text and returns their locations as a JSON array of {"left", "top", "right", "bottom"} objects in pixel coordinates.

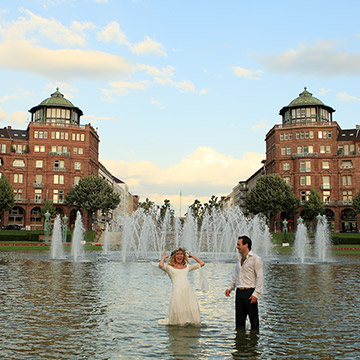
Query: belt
[{"left": 237, "top": 287, "right": 254, "bottom": 290}]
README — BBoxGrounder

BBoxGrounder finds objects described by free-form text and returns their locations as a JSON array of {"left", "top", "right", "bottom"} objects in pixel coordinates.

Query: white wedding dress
[{"left": 159, "top": 263, "right": 201, "bottom": 326}]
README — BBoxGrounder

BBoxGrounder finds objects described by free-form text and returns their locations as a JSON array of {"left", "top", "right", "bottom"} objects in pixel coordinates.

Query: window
[
  {"left": 318, "top": 131, "right": 323, "bottom": 139},
  {"left": 297, "top": 146, "right": 302, "bottom": 154},
  {"left": 287, "top": 147, "right": 291, "bottom": 155},
  {"left": 283, "top": 162, "right": 290, "bottom": 171},
  {"left": 54, "top": 175, "right": 64, "bottom": 184},
  {"left": 326, "top": 145, "right": 331, "bottom": 154},
  {"left": 1, "top": 144, "right": 6, "bottom": 153},
  {"left": 320, "top": 146, "right": 325, "bottom": 154},
  {"left": 289, "top": 133, "right": 293, "bottom": 140},
  {"left": 309, "top": 131, "right": 314, "bottom": 139},
  {"left": 300, "top": 175, "right": 311, "bottom": 186},
  {"left": 343, "top": 191, "right": 353, "bottom": 201},
  {"left": 300, "top": 190, "right": 311, "bottom": 201},
  {"left": 13, "top": 188, "right": 23, "bottom": 200},
  {"left": 14, "top": 174, "right": 23, "bottom": 183},
  {"left": 323, "top": 191, "right": 331, "bottom": 203},
  {"left": 296, "top": 132, "right": 300, "bottom": 140},
  {"left": 35, "top": 174, "right": 42, "bottom": 184},
  {"left": 280, "top": 133, "right": 283, "bottom": 141},
  {"left": 342, "top": 175, "right": 352, "bottom": 186},
  {"left": 74, "top": 161, "right": 81, "bottom": 170},
  {"left": 341, "top": 160, "right": 353, "bottom": 169},
  {"left": 13, "top": 159, "right": 25, "bottom": 167},
  {"left": 322, "top": 161, "right": 330, "bottom": 169},
  {"left": 74, "top": 176, "right": 81, "bottom": 185},
  {"left": 283, "top": 177, "right": 290, "bottom": 186},
  {"left": 53, "top": 189, "right": 64, "bottom": 204},
  {"left": 54, "top": 160, "right": 65, "bottom": 169},
  {"left": 35, "top": 189, "right": 42, "bottom": 201},
  {"left": 36, "top": 160, "right": 43, "bottom": 168},
  {"left": 300, "top": 161, "right": 311, "bottom": 172},
  {"left": 322, "top": 176, "right": 330, "bottom": 189}
]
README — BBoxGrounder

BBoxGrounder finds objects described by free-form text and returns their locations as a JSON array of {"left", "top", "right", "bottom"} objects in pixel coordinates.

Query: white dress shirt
[{"left": 228, "top": 250, "right": 263, "bottom": 299}]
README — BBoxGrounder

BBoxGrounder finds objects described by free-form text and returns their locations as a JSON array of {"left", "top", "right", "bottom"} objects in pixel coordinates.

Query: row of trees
[{"left": 3, "top": 172, "right": 360, "bottom": 230}]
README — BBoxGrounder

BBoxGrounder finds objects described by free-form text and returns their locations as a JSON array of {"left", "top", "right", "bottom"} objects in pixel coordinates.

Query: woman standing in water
[{"left": 158, "top": 247, "right": 205, "bottom": 326}]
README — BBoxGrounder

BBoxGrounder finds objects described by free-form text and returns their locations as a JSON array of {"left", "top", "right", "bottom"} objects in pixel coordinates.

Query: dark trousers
[{"left": 235, "top": 288, "right": 259, "bottom": 330}]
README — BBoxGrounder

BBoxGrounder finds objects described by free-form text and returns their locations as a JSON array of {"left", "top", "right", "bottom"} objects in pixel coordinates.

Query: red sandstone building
[
  {"left": 265, "top": 88, "right": 360, "bottom": 232},
  {"left": 0, "top": 89, "right": 100, "bottom": 229}
]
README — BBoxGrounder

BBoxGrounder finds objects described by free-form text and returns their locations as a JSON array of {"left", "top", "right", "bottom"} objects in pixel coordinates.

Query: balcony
[
  {"left": 49, "top": 151, "right": 71, "bottom": 156},
  {"left": 324, "top": 201, "right": 336, "bottom": 206},
  {"left": 337, "top": 200, "right": 353, "bottom": 205},
  {"left": 33, "top": 182, "right": 44, "bottom": 188},
  {"left": 30, "top": 199, "right": 44, "bottom": 204},
  {"left": 320, "top": 184, "right": 332, "bottom": 190},
  {"left": 292, "top": 152, "right": 318, "bottom": 158},
  {"left": 54, "top": 167, "right": 66, "bottom": 171},
  {"left": 15, "top": 198, "right": 28, "bottom": 203}
]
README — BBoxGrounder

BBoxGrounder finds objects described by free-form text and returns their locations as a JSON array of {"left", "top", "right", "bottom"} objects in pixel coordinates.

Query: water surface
[{"left": 0, "top": 252, "right": 359, "bottom": 359}]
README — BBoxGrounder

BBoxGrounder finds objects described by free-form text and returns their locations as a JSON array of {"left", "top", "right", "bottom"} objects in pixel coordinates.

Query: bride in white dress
[{"left": 158, "top": 247, "right": 205, "bottom": 326}]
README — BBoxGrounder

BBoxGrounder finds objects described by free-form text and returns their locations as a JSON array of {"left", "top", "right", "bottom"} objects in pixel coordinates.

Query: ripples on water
[{"left": 0, "top": 252, "right": 359, "bottom": 359}]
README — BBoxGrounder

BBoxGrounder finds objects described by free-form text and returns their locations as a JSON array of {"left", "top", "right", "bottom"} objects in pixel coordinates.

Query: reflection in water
[
  {"left": 0, "top": 252, "right": 359, "bottom": 359},
  {"left": 167, "top": 326, "right": 201, "bottom": 358},
  {"left": 232, "top": 329, "right": 260, "bottom": 359}
]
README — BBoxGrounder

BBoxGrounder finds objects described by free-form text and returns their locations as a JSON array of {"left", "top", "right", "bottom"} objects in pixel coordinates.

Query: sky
[{"left": 2, "top": 0, "right": 360, "bottom": 215}]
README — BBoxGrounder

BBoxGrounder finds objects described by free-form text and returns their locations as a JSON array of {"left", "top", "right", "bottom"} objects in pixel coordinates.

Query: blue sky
[{"left": 1, "top": 0, "right": 360, "bottom": 215}]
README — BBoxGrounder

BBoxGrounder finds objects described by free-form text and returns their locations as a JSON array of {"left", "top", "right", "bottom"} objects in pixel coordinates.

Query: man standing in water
[{"left": 225, "top": 235, "right": 263, "bottom": 330}]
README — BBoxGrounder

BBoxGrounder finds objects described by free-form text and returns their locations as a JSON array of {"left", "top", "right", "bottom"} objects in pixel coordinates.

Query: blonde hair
[{"left": 168, "top": 247, "right": 189, "bottom": 266}]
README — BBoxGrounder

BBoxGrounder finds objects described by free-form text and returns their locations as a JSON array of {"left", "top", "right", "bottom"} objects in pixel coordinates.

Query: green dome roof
[
  {"left": 39, "top": 88, "right": 74, "bottom": 107},
  {"left": 288, "top": 87, "right": 324, "bottom": 107}
]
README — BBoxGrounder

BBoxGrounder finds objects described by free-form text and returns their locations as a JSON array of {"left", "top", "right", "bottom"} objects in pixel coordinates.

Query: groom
[{"left": 225, "top": 235, "right": 263, "bottom": 329}]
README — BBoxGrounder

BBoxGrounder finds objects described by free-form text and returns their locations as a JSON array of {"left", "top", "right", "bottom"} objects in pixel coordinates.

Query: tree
[
  {"left": 138, "top": 198, "right": 158, "bottom": 213},
  {"left": 159, "top": 199, "right": 174, "bottom": 221},
  {"left": 353, "top": 190, "right": 360, "bottom": 214},
  {"left": 188, "top": 199, "right": 203, "bottom": 221},
  {"left": 203, "top": 195, "right": 222, "bottom": 215},
  {"left": 65, "top": 175, "right": 120, "bottom": 229},
  {"left": 245, "top": 174, "right": 299, "bottom": 221},
  {"left": 40, "top": 199, "right": 57, "bottom": 219},
  {"left": 301, "top": 188, "right": 324, "bottom": 220},
  {"left": 0, "top": 175, "right": 15, "bottom": 218}
]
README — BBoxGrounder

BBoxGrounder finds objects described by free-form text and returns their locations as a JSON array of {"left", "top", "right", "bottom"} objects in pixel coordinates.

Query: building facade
[
  {"left": 265, "top": 87, "right": 360, "bottom": 232},
  {"left": 0, "top": 89, "right": 116, "bottom": 229}
]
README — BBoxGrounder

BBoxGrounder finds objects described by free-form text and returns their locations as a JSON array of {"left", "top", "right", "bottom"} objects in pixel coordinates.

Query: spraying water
[
  {"left": 119, "top": 206, "right": 272, "bottom": 261},
  {"left": 293, "top": 221, "right": 310, "bottom": 264},
  {"left": 50, "top": 214, "right": 64, "bottom": 259},
  {"left": 315, "top": 215, "right": 332, "bottom": 262},
  {"left": 71, "top": 211, "right": 85, "bottom": 262},
  {"left": 103, "top": 222, "right": 110, "bottom": 255}
]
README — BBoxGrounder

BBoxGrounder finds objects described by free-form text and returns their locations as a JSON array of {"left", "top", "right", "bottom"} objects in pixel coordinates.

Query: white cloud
[
  {"left": 0, "top": 108, "right": 6, "bottom": 122},
  {"left": 261, "top": 40, "right": 360, "bottom": 77},
  {"left": 131, "top": 35, "right": 167, "bottom": 56},
  {"left": 200, "top": 88, "right": 211, "bottom": 95},
  {"left": 9, "top": 110, "right": 28, "bottom": 125},
  {"left": 3, "top": 8, "right": 94, "bottom": 47},
  {"left": 151, "top": 98, "right": 165, "bottom": 109},
  {"left": 0, "top": 94, "right": 16, "bottom": 103},
  {"left": 318, "top": 88, "right": 331, "bottom": 96},
  {"left": 136, "top": 64, "right": 175, "bottom": 78},
  {"left": 0, "top": 40, "right": 134, "bottom": 81},
  {"left": 232, "top": 66, "right": 263, "bottom": 80},
  {"left": 101, "top": 80, "right": 148, "bottom": 102},
  {"left": 97, "top": 21, "right": 128, "bottom": 45},
  {"left": 337, "top": 91, "right": 360, "bottom": 102},
  {"left": 101, "top": 147, "right": 264, "bottom": 215},
  {"left": 154, "top": 77, "right": 195, "bottom": 93},
  {"left": 251, "top": 119, "right": 269, "bottom": 130}
]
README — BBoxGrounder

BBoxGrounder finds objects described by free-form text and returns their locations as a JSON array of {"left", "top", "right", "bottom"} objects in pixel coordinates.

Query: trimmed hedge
[{"left": 0, "top": 230, "right": 96, "bottom": 243}]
